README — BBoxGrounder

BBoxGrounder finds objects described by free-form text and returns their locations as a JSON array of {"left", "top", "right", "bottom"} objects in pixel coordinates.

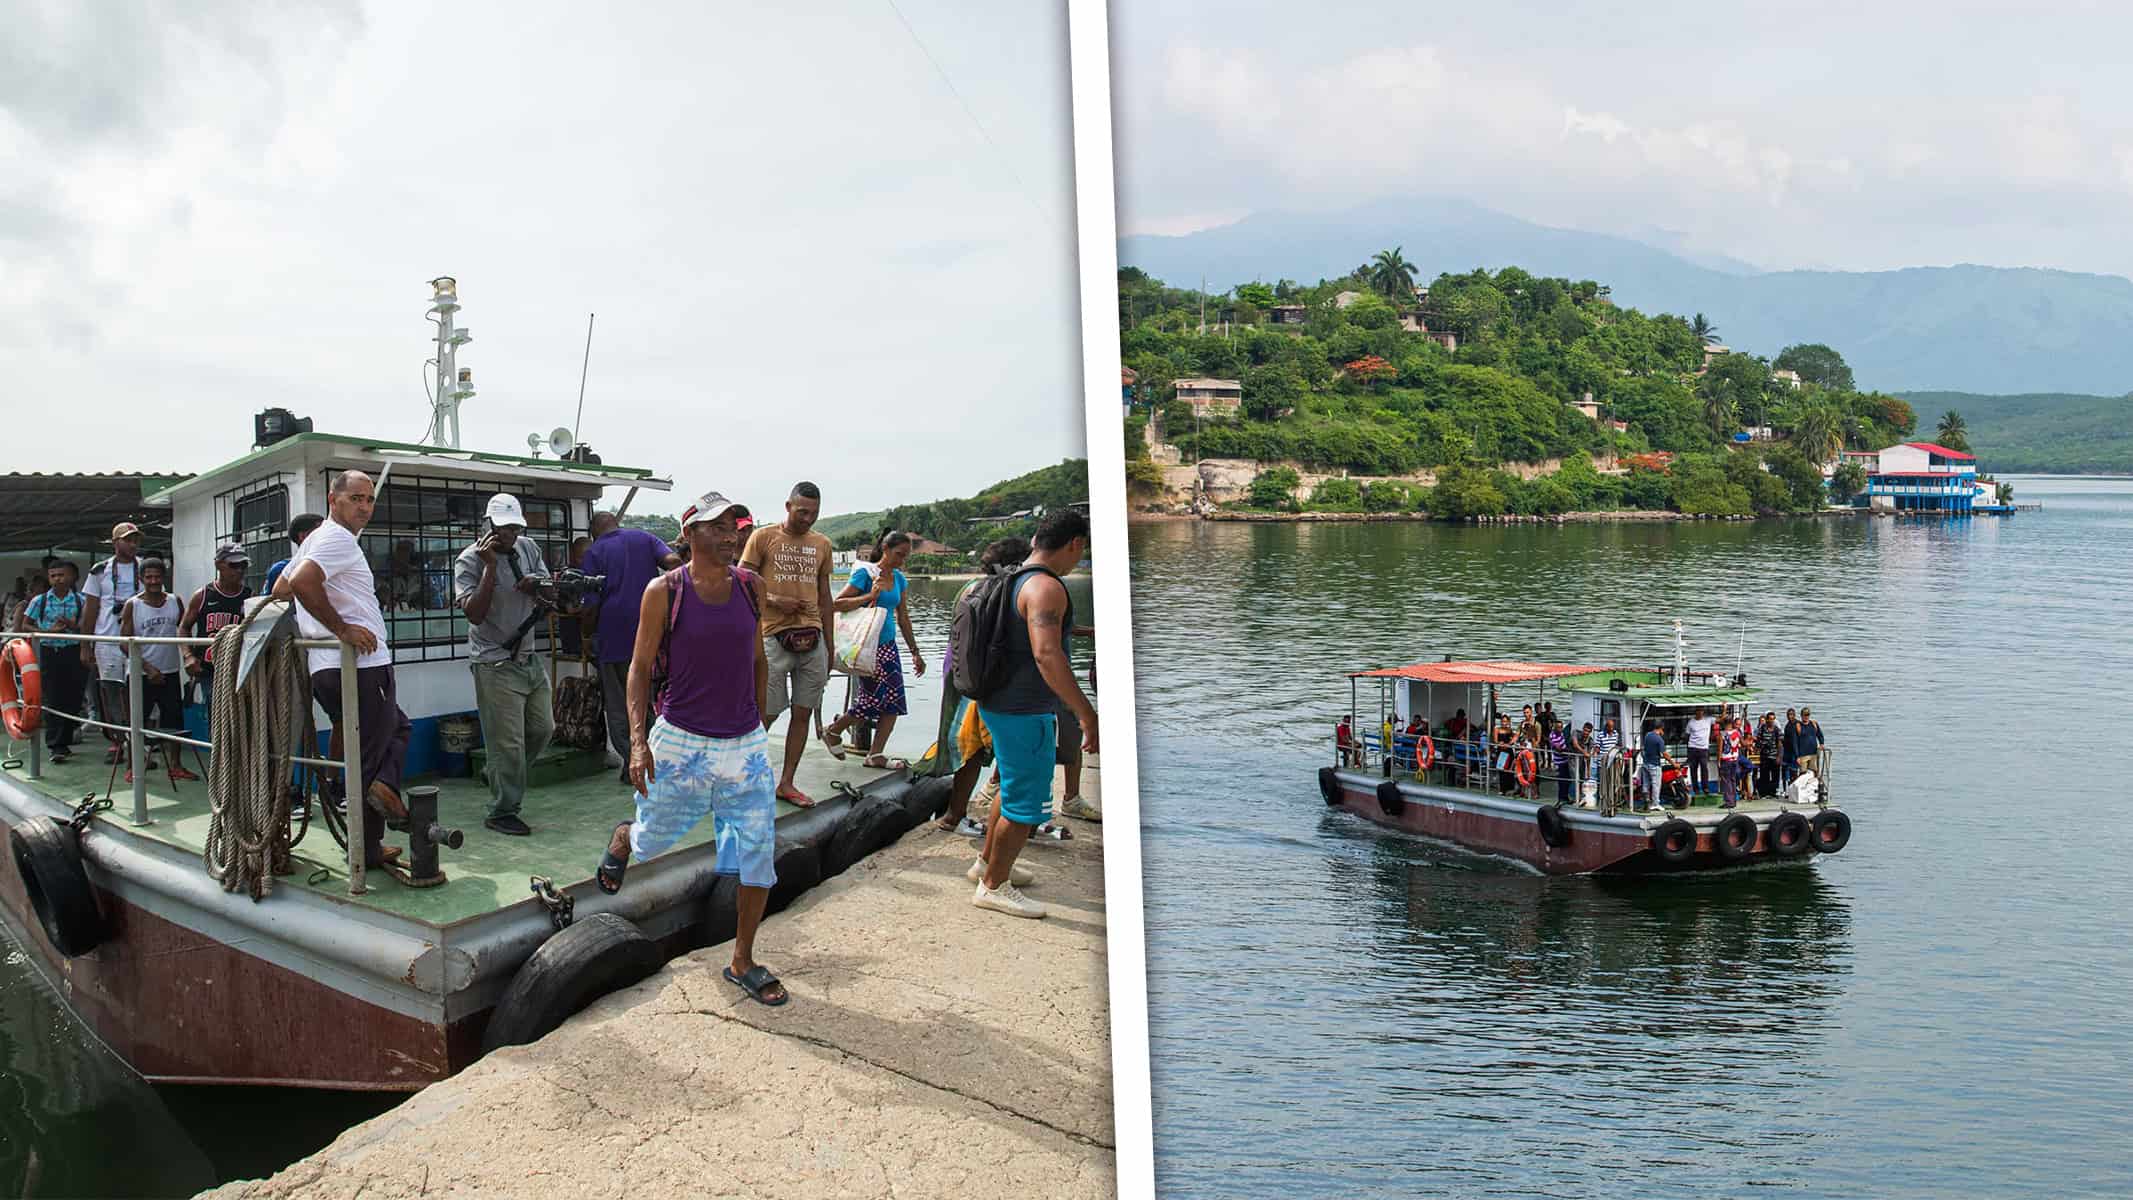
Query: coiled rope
[{"left": 202, "top": 613, "right": 312, "bottom": 899}]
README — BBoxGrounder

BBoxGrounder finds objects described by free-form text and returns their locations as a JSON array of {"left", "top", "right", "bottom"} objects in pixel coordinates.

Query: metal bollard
[{"left": 403, "top": 785, "right": 461, "bottom": 887}]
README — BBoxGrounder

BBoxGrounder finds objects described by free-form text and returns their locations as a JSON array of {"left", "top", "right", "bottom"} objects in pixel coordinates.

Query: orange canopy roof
[{"left": 1349, "top": 660, "right": 1611, "bottom": 684}]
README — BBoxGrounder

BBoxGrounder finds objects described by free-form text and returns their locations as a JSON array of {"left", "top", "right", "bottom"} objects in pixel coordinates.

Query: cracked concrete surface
[{"left": 202, "top": 764, "right": 1112, "bottom": 1199}]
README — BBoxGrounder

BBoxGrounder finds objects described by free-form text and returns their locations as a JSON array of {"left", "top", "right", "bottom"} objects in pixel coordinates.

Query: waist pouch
[{"left": 775, "top": 627, "right": 821, "bottom": 654}]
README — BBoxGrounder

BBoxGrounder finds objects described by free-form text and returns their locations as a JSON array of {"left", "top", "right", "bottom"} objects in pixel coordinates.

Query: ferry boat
[
  {"left": 0, "top": 278, "right": 949, "bottom": 1089},
  {"left": 1321, "top": 635, "right": 1852, "bottom": 875}
]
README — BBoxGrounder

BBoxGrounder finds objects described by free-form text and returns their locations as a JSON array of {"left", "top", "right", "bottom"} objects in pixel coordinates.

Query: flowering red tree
[
  {"left": 1343, "top": 355, "right": 1396, "bottom": 385},
  {"left": 1625, "top": 451, "right": 1676, "bottom": 474}
]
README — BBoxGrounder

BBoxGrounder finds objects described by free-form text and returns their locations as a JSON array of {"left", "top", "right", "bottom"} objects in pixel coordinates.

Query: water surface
[{"left": 1132, "top": 477, "right": 2130, "bottom": 1198}]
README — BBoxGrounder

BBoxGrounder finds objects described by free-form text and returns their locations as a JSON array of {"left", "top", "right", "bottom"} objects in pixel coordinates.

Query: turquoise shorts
[{"left": 977, "top": 706, "right": 1055, "bottom": 827}]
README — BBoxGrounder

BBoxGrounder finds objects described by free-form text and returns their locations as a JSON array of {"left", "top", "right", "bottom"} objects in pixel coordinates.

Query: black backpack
[{"left": 949, "top": 564, "right": 1056, "bottom": 702}]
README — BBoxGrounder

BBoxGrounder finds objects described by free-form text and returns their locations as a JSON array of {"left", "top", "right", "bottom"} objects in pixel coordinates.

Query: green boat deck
[{"left": 1, "top": 721, "right": 927, "bottom": 928}]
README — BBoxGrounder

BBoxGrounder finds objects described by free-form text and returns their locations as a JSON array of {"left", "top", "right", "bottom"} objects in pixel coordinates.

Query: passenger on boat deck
[
  {"left": 1781, "top": 708, "right": 1802, "bottom": 784},
  {"left": 1718, "top": 714, "right": 1745, "bottom": 808},
  {"left": 1755, "top": 712, "right": 1783, "bottom": 797},
  {"left": 264, "top": 512, "right": 325, "bottom": 594},
  {"left": 1796, "top": 708, "right": 1827, "bottom": 777},
  {"left": 1637, "top": 719, "right": 1678, "bottom": 812},
  {"left": 272, "top": 471, "right": 412, "bottom": 871},
  {"left": 1595, "top": 717, "right": 1620, "bottom": 764},
  {"left": 1518, "top": 704, "right": 1539, "bottom": 748},
  {"left": 1445, "top": 708, "right": 1470, "bottom": 743},
  {"left": 1685, "top": 706, "right": 1715, "bottom": 796},
  {"left": 1548, "top": 723, "right": 1573, "bottom": 804},
  {"left": 1539, "top": 701, "right": 1558, "bottom": 738},
  {"left": 1574, "top": 722, "right": 1596, "bottom": 787},
  {"left": 119, "top": 558, "right": 196, "bottom": 783},
  {"left": 581, "top": 509, "right": 686, "bottom": 781},
  {"left": 456, "top": 493, "right": 557, "bottom": 838},
  {"left": 1335, "top": 716, "right": 1355, "bottom": 766}
]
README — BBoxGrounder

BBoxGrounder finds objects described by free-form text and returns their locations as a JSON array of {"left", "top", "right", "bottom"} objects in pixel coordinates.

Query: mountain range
[{"left": 1119, "top": 197, "right": 2133, "bottom": 396}]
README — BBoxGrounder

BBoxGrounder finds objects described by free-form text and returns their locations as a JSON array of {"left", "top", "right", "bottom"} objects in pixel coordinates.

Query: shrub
[
  {"left": 1308, "top": 477, "right": 1364, "bottom": 512},
  {"left": 1361, "top": 479, "right": 1412, "bottom": 512},
  {"left": 1428, "top": 465, "right": 1508, "bottom": 519},
  {"left": 1248, "top": 466, "right": 1301, "bottom": 511}
]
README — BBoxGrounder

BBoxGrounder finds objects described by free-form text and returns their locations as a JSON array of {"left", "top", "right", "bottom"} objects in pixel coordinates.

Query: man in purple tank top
[{"left": 596, "top": 492, "right": 788, "bottom": 1006}]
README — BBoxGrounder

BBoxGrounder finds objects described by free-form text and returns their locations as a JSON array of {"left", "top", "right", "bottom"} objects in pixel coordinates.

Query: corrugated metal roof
[
  {"left": 0, "top": 472, "right": 191, "bottom": 553},
  {"left": 1350, "top": 661, "right": 1610, "bottom": 684}
]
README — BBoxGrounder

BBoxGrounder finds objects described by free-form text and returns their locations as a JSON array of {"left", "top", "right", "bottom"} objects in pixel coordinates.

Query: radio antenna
[{"left": 571, "top": 312, "right": 596, "bottom": 446}]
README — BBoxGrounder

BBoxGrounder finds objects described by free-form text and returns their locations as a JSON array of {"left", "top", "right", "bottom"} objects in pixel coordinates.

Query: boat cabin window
[
  {"left": 323, "top": 470, "right": 578, "bottom": 664},
  {"left": 215, "top": 477, "right": 294, "bottom": 595},
  {"left": 1599, "top": 698, "right": 1621, "bottom": 733}
]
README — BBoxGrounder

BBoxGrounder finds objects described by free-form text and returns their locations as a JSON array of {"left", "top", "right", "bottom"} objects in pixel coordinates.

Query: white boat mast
[
  {"left": 1672, "top": 619, "right": 1687, "bottom": 688},
  {"left": 427, "top": 276, "right": 476, "bottom": 448}
]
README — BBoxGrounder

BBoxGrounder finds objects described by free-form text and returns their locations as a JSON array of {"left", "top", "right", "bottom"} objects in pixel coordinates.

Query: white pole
[
  {"left": 341, "top": 642, "right": 366, "bottom": 896},
  {"left": 127, "top": 642, "right": 149, "bottom": 826}
]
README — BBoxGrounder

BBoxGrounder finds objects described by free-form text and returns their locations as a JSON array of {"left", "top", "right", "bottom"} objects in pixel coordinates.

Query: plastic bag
[{"left": 835, "top": 607, "right": 886, "bottom": 677}]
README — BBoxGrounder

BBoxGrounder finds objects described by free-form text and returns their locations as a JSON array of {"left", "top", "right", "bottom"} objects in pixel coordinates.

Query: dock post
[
  {"left": 341, "top": 642, "right": 366, "bottom": 896},
  {"left": 26, "top": 721, "right": 40, "bottom": 780},
  {"left": 127, "top": 641, "right": 150, "bottom": 826}
]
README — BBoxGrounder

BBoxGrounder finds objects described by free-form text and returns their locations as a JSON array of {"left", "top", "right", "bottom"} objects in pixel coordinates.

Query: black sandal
[
  {"left": 596, "top": 821, "right": 631, "bottom": 894},
  {"left": 724, "top": 964, "right": 789, "bottom": 1006}
]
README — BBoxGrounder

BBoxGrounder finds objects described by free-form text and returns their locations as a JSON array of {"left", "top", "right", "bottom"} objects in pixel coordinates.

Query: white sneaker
[
  {"left": 967, "top": 857, "right": 1034, "bottom": 886},
  {"left": 952, "top": 816, "right": 987, "bottom": 839},
  {"left": 972, "top": 879, "right": 1046, "bottom": 919}
]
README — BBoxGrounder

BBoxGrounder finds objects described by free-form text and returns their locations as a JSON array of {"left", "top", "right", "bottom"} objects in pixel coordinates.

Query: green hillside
[
  {"left": 1899, "top": 391, "right": 2133, "bottom": 474},
  {"left": 1122, "top": 262, "right": 1914, "bottom": 517},
  {"left": 815, "top": 459, "right": 1088, "bottom": 552}
]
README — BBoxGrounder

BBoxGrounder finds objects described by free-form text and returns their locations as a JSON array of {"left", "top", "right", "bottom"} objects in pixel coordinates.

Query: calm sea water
[
  {"left": 1131, "top": 477, "right": 2132, "bottom": 1198},
  {"left": 0, "top": 574, "right": 1095, "bottom": 1197}
]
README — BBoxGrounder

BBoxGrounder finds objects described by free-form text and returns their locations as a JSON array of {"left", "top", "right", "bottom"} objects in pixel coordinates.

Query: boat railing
[
  {"left": 1, "top": 626, "right": 377, "bottom": 895},
  {"left": 1344, "top": 731, "right": 1833, "bottom": 811}
]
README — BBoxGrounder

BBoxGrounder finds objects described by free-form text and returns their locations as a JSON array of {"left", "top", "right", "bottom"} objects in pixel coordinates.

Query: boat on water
[
  {"left": 0, "top": 278, "right": 949, "bottom": 1089},
  {"left": 1320, "top": 633, "right": 1852, "bottom": 875}
]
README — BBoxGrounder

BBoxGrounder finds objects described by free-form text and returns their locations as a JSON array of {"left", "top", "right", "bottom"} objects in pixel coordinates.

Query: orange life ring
[
  {"left": 1513, "top": 748, "right": 1537, "bottom": 787},
  {"left": 1414, "top": 734, "right": 1435, "bottom": 771},
  {"left": 1, "top": 639, "right": 42, "bottom": 740}
]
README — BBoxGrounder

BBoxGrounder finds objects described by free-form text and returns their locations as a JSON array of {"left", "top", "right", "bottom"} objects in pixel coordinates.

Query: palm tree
[
  {"left": 1703, "top": 390, "right": 1737, "bottom": 441},
  {"left": 1690, "top": 313, "right": 1720, "bottom": 345},
  {"left": 1790, "top": 403, "right": 1843, "bottom": 466},
  {"left": 1937, "top": 409, "right": 1971, "bottom": 452},
  {"left": 1369, "top": 247, "right": 1419, "bottom": 301}
]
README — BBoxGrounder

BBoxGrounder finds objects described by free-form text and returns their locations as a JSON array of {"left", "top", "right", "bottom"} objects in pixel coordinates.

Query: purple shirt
[
  {"left": 583, "top": 527, "right": 672, "bottom": 663},
  {"left": 661, "top": 575, "right": 759, "bottom": 739}
]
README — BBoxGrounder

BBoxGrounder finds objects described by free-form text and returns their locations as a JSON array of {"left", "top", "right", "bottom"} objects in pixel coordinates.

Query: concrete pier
[{"left": 203, "top": 762, "right": 1112, "bottom": 1199}]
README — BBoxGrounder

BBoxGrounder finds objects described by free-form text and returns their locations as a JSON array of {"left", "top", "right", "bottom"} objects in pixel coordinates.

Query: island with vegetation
[
  {"left": 628, "top": 459, "right": 1088, "bottom": 575},
  {"left": 1120, "top": 254, "right": 2008, "bottom": 519}
]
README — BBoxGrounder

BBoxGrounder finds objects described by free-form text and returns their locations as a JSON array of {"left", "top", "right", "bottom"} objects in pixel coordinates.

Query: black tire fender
[
  {"left": 1767, "top": 811, "right": 1812, "bottom": 857},
  {"left": 701, "top": 874, "right": 742, "bottom": 947},
  {"left": 1318, "top": 767, "right": 1340, "bottom": 806},
  {"left": 903, "top": 775, "right": 954, "bottom": 825},
  {"left": 1535, "top": 805, "right": 1571, "bottom": 848},
  {"left": 482, "top": 912, "right": 663, "bottom": 1053},
  {"left": 822, "top": 795, "right": 916, "bottom": 878},
  {"left": 1650, "top": 818, "right": 1698, "bottom": 864},
  {"left": 1810, "top": 809, "right": 1851, "bottom": 854},
  {"left": 767, "top": 839, "right": 824, "bottom": 915},
  {"left": 1714, "top": 813, "right": 1758, "bottom": 861},
  {"left": 9, "top": 818, "right": 105, "bottom": 958},
  {"left": 1375, "top": 780, "right": 1405, "bottom": 819}
]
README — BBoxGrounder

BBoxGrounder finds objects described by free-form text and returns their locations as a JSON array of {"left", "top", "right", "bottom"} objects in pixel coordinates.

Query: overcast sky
[
  {"left": 2, "top": 0, "right": 1082, "bottom": 516},
  {"left": 1112, "top": 1, "right": 2133, "bottom": 278}
]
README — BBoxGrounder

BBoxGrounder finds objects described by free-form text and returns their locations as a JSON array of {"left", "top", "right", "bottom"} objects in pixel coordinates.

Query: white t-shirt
[
  {"left": 1686, "top": 716, "right": 1714, "bottom": 750},
  {"left": 289, "top": 518, "right": 391, "bottom": 674},
  {"left": 124, "top": 593, "right": 183, "bottom": 675},
  {"left": 83, "top": 557, "right": 142, "bottom": 673}
]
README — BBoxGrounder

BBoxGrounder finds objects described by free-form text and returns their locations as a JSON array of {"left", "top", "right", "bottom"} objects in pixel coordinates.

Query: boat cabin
[{"left": 142, "top": 428, "right": 671, "bottom": 775}]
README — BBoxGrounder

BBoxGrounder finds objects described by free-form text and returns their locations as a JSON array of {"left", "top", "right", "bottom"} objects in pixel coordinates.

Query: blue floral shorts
[{"left": 634, "top": 719, "right": 778, "bottom": 888}]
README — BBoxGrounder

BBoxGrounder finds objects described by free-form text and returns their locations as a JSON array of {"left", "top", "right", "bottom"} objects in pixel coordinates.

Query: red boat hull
[{"left": 1326, "top": 771, "right": 1817, "bottom": 875}]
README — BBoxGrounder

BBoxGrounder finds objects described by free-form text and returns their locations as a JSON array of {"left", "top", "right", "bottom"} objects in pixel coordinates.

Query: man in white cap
[
  {"left": 454, "top": 493, "right": 554, "bottom": 836},
  {"left": 77, "top": 521, "right": 146, "bottom": 764}
]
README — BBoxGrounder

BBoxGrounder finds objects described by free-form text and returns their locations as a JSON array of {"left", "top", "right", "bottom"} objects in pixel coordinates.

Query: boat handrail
[
  {"left": 2, "top": 626, "right": 376, "bottom": 895},
  {"left": 1343, "top": 729, "right": 1833, "bottom": 808}
]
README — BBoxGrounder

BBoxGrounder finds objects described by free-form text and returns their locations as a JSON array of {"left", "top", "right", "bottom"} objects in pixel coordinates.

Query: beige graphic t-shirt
[{"left": 741, "top": 524, "right": 832, "bottom": 638}]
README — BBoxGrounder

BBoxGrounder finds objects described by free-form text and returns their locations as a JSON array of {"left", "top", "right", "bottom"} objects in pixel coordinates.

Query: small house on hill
[
  {"left": 1269, "top": 304, "right": 1308, "bottom": 325},
  {"left": 1174, "top": 377, "right": 1242, "bottom": 417}
]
